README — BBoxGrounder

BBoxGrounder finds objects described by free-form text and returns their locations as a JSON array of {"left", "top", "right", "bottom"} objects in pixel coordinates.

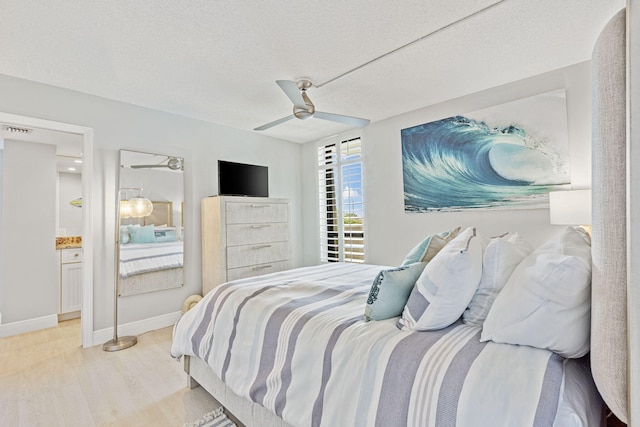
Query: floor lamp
[{"left": 103, "top": 187, "right": 153, "bottom": 352}]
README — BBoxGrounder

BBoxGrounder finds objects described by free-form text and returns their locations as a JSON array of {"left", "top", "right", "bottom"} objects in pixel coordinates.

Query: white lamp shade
[{"left": 549, "top": 189, "right": 592, "bottom": 225}]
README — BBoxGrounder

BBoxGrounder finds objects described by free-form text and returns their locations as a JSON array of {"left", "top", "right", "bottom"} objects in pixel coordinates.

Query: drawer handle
[
  {"left": 253, "top": 265, "right": 272, "bottom": 270},
  {"left": 250, "top": 204, "right": 270, "bottom": 208},
  {"left": 251, "top": 224, "right": 271, "bottom": 228},
  {"left": 252, "top": 244, "right": 272, "bottom": 249}
]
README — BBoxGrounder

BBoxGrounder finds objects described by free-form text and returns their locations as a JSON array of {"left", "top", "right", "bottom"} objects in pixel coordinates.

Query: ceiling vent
[{"left": 2, "top": 125, "right": 33, "bottom": 134}]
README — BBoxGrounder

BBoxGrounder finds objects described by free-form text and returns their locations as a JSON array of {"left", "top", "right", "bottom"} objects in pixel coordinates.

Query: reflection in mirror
[{"left": 118, "top": 150, "right": 184, "bottom": 297}]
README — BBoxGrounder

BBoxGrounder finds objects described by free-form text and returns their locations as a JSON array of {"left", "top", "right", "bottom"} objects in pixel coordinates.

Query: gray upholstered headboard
[{"left": 591, "top": 8, "right": 628, "bottom": 423}]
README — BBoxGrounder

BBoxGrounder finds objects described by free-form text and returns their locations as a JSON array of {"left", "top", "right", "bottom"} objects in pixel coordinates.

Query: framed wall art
[{"left": 401, "top": 89, "right": 571, "bottom": 212}]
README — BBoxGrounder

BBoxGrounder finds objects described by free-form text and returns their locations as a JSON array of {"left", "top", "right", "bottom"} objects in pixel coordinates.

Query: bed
[
  {"left": 172, "top": 253, "right": 601, "bottom": 426},
  {"left": 118, "top": 238, "right": 184, "bottom": 296},
  {"left": 171, "top": 8, "right": 629, "bottom": 427},
  {"left": 118, "top": 200, "right": 184, "bottom": 296}
]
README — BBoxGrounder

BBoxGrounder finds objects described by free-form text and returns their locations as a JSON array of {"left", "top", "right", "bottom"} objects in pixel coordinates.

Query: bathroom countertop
[{"left": 56, "top": 236, "right": 82, "bottom": 249}]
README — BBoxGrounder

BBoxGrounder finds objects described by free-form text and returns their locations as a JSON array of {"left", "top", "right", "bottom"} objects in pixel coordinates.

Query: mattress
[{"left": 119, "top": 240, "right": 183, "bottom": 278}]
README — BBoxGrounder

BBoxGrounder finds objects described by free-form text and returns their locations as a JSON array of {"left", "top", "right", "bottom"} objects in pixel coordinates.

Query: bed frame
[
  {"left": 184, "top": 6, "right": 635, "bottom": 426},
  {"left": 118, "top": 266, "right": 183, "bottom": 296},
  {"left": 591, "top": 7, "right": 630, "bottom": 425},
  {"left": 185, "top": 355, "right": 292, "bottom": 427}
]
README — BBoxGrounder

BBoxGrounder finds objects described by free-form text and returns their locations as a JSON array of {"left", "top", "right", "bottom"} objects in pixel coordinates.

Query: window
[{"left": 317, "top": 137, "right": 364, "bottom": 263}]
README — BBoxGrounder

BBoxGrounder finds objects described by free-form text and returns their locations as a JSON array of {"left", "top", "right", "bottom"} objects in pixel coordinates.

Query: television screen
[{"left": 218, "top": 160, "right": 269, "bottom": 197}]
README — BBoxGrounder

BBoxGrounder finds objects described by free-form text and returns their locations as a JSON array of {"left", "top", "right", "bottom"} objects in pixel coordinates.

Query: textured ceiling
[{"left": 0, "top": 0, "right": 626, "bottom": 143}]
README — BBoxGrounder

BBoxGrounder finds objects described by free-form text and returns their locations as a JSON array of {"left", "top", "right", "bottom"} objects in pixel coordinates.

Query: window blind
[{"left": 317, "top": 137, "right": 364, "bottom": 263}]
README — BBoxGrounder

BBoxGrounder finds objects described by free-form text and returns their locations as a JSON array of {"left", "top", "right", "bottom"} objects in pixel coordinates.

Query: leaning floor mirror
[{"left": 117, "top": 150, "right": 185, "bottom": 297}]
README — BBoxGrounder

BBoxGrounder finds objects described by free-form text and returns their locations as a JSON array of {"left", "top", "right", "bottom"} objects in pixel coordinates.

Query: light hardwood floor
[{"left": 0, "top": 319, "right": 221, "bottom": 426}]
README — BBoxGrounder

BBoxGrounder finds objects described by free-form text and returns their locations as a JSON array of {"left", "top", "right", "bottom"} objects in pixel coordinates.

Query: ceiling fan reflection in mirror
[
  {"left": 254, "top": 79, "right": 370, "bottom": 131},
  {"left": 130, "top": 156, "right": 183, "bottom": 171}
]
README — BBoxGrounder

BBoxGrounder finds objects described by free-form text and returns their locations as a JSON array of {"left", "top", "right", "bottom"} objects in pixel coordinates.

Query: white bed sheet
[{"left": 119, "top": 240, "right": 183, "bottom": 278}]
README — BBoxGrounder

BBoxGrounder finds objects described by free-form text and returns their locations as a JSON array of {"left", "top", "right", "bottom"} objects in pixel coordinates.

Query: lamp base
[{"left": 103, "top": 336, "right": 138, "bottom": 352}]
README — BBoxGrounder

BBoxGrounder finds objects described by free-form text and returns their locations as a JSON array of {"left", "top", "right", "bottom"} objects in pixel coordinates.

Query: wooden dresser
[{"left": 201, "top": 196, "right": 291, "bottom": 295}]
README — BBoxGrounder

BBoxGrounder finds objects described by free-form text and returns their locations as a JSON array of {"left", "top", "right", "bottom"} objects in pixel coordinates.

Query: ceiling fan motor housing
[
  {"left": 167, "top": 157, "right": 182, "bottom": 170},
  {"left": 293, "top": 89, "right": 315, "bottom": 119},
  {"left": 253, "top": 78, "right": 369, "bottom": 131}
]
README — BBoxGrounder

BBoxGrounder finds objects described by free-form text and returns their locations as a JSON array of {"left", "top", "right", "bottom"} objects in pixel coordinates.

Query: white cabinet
[
  {"left": 59, "top": 248, "right": 82, "bottom": 317},
  {"left": 202, "top": 196, "right": 290, "bottom": 294}
]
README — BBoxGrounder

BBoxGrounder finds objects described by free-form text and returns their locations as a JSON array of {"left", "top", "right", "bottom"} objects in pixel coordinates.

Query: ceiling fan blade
[
  {"left": 130, "top": 164, "right": 168, "bottom": 169},
  {"left": 276, "top": 80, "right": 306, "bottom": 107},
  {"left": 314, "top": 111, "right": 370, "bottom": 128},
  {"left": 254, "top": 114, "right": 295, "bottom": 131},
  {"left": 130, "top": 157, "right": 182, "bottom": 170}
]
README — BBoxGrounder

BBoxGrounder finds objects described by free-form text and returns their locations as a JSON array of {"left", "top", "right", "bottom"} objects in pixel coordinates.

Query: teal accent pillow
[
  {"left": 119, "top": 225, "right": 131, "bottom": 244},
  {"left": 364, "top": 262, "right": 427, "bottom": 321},
  {"left": 155, "top": 229, "right": 177, "bottom": 242},
  {"left": 401, "top": 226, "right": 461, "bottom": 266},
  {"left": 128, "top": 224, "right": 156, "bottom": 244}
]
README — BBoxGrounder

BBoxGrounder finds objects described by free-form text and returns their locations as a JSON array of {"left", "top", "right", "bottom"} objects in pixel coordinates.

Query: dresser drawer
[
  {"left": 225, "top": 202, "right": 288, "bottom": 224},
  {"left": 226, "top": 241, "right": 289, "bottom": 269},
  {"left": 61, "top": 248, "right": 82, "bottom": 263},
  {"left": 226, "top": 223, "right": 289, "bottom": 246},
  {"left": 227, "top": 261, "right": 290, "bottom": 282}
]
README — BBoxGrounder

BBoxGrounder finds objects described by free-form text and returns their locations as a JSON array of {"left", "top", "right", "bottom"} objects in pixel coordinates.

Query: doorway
[{"left": 0, "top": 112, "right": 94, "bottom": 347}]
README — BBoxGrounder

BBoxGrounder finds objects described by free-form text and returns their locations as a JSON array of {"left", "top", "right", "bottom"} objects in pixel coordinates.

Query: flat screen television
[{"left": 218, "top": 160, "right": 269, "bottom": 197}]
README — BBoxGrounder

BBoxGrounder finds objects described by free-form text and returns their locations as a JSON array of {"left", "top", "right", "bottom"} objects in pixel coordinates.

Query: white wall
[
  {"left": 302, "top": 61, "right": 592, "bottom": 266},
  {"left": 0, "top": 73, "right": 302, "bottom": 334},
  {"left": 1, "top": 140, "right": 58, "bottom": 323},
  {"left": 57, "top": 172, "right": 83, "bottom": 236}
]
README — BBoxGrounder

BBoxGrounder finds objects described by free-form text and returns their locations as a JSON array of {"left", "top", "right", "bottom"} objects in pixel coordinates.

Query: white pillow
[
  {"left": 398, "top": 227, "right": 487, "bottom": 331},
  {"left": 463, "top": 233, "right": 533, "bottom": 326},
  {"left": 480, "top": 227, "right": 592, "bottom": 358}
]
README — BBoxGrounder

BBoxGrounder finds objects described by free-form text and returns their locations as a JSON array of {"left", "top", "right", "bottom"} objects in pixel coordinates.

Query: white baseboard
[
  {"left": 0, "top": 311, "right": 181, "bottom": 345},
  {"left": 92, "top": 311, "right": 182, "bottom": 347},
  {"left": 0, "top": 314, "right": 58, "bottom": 339}
]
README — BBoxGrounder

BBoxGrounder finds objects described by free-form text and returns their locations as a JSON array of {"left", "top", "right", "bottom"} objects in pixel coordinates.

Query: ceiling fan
[
  {"left": 130, "top": 157, "right": 183, "bottom": 170},
  {"left": 254, "top": 79, "right": 370, "bottom": 131}
]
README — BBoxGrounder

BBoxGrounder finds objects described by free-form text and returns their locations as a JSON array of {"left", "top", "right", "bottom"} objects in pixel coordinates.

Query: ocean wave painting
[{"left": 402, "top": 90, "right": 570, "bottom": 212}]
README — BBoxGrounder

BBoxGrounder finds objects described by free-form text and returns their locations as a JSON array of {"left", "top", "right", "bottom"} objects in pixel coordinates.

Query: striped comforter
[
  {"left": 119, "top": 240, "right": 183, "bottom": 278},
  {"left": 171, "top": 263, "right": 600, "bottom": 427}
]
